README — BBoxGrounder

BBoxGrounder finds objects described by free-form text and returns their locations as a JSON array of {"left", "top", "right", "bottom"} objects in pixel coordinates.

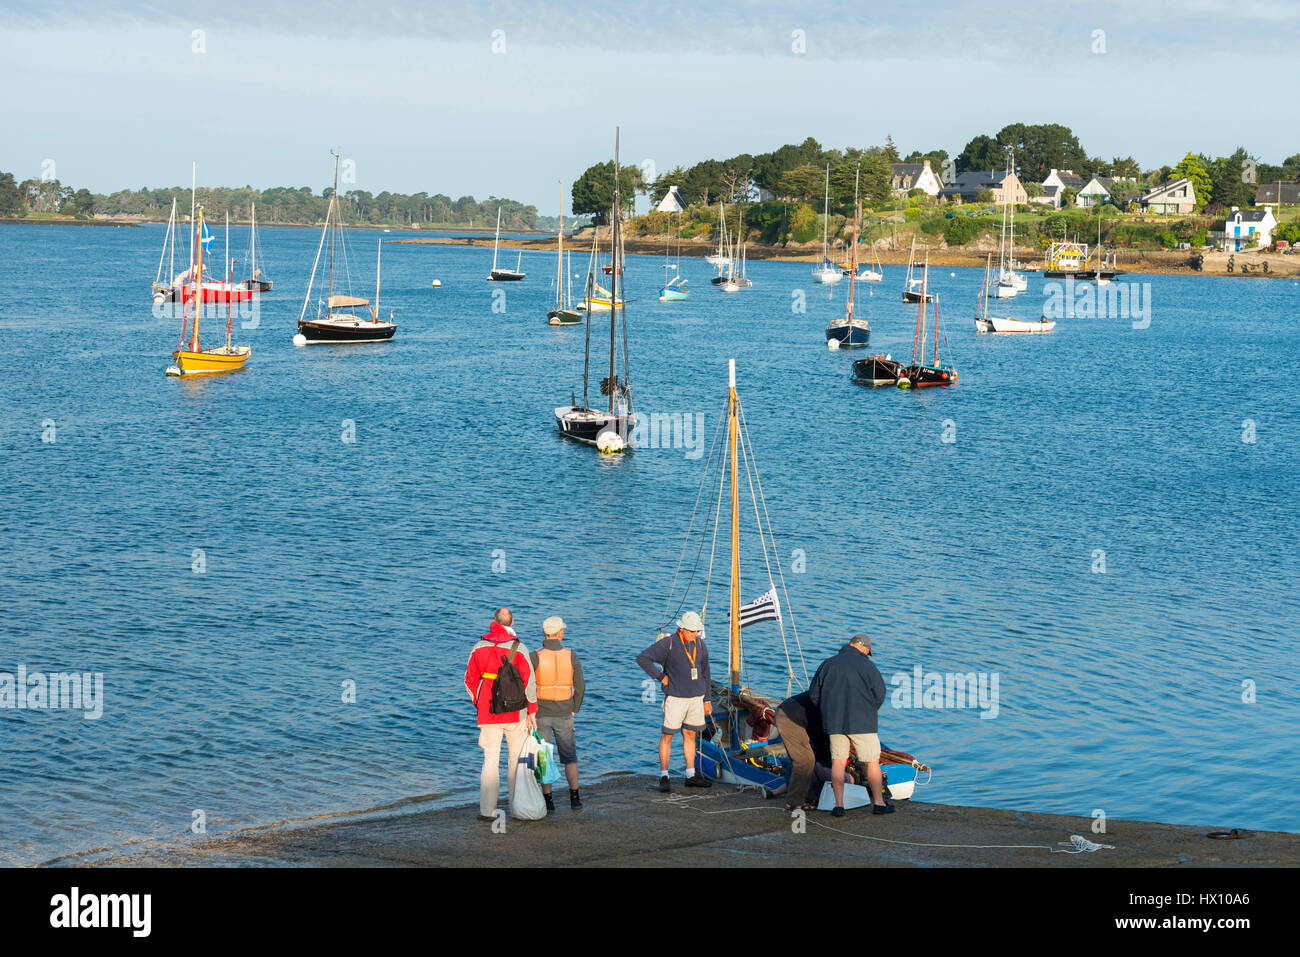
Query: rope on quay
[{"left": 660, "top": 797, "right": 1115, "bottom": 855}]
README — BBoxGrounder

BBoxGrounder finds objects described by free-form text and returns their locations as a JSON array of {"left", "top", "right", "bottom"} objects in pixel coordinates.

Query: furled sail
[{"left": 328, "top": 294, "right": 369, "bottom": 308}]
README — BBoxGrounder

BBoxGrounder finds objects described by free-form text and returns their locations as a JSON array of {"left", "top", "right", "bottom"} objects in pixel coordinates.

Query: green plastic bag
[{"left": 534, "top": 731, "right": 562, "bottom": 786}]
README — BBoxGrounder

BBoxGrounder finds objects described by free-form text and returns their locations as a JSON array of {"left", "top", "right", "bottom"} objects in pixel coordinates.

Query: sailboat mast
[
  {"left": 493, "top": 207, "right": 501, "bottom": 270},
  {"left": 556, "top": 181, "right": 564, "bottom": 310},
  {"left": 728, "top": 358, "right": 740, "bottom": 689},
  {"left": 224, "top": 209, "right": 229, "bottom": 289},
  {"left": 609, "top": 128, "right": 621, "bottom": 416},
  {"left": 847, "top": 166, "right": 860, "bottom": 320},
  {"left": 327, "top": 153, "right": 339, "bottom": 309},
  {"left": 374, "top": 240, "right": 382, "bottom": 320},
  {"left": 192, "top": 206, "right": 204, "bottom": 352},
  {"left": 250, "top": 201, "right": 257, "bottom": 277},
  {"left": 822, "top": 164, "right": 830, "bottom": 261}
]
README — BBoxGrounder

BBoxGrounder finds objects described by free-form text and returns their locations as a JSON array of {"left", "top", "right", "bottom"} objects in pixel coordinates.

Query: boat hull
[
  {"left": 297, "top": 316, "right": 397, "bottom": 343},
  {"left": 547, "top": 309, "right": 583, "bottom": 326},
  {"left": 899, "top": 364, "right": 957, "bottom": 388},
  {"left": 850, "top": 355, "right": 904, "bottom": 385},
  {"left": 902, "top": 291, "right": 934, "bottom": 304},
  {"left": 812, "top": 269, "right": 843, "bottom": 285},
  {"left": 168, "top": 345, "right": 251, "bottom": 376},
  {"left": 488, "top": 270, "right": 525, "bottom": 281},
  {"left": 180, "top": 283, "right": 255, "bottom": 303},
  {"left": 658, "top": 288, "right": 690, "bottom": 301},
  {"left": 554, "top": 406, "right": 635, "bottom": 447},
  {"left": 977, "top": 315, "right": 1056, "bottom": 334},
  {"left": 825, "top": 320, "right": 870, "bottom": 347}
]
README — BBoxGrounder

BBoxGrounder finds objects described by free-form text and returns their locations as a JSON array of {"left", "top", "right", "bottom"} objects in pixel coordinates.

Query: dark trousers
[{"left": 775, "top": 707, "right": 816, "bottom": 806}]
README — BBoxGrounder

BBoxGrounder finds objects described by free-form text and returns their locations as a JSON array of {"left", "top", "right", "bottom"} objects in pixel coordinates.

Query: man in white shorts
[{"left": 636, "top": 611, "right": 713, "bottom": 792}]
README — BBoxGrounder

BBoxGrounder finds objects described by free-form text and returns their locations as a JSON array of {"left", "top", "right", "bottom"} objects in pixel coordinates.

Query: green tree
[
  {"left": 1170, "top": 153, "right": 1212, "bottom": 209},
  {"left": 956, "top": 134, "right": 1001, "bottom": 173},
  {"left": 571, "top": 160, "right": 643, "bottom": 216},
  {"left": 1208, "top": 147, "right": 1255, "bottom": 209},
  {"left": 0, "top": 171, "right": 20, "bottom": 216}
]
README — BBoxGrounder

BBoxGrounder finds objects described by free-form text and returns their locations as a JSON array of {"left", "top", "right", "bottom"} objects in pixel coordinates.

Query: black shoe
[
  {"left": 658, "top": 775, "right": 671, "bottom": 793},
  {"left": 685, "top": 774, "right": 712, "bottom": 788},
  {"left": 570, "top": 790, "right": 583, "bottom": 810},
  {"left": 831, "top": 806, "right": 846, "bottom": 818},
  {"left": 872, "top": 803, "right": 896, "bottom": 815},
  {"left": 544, "top": 793, "right": 556, "bottom": 814}
]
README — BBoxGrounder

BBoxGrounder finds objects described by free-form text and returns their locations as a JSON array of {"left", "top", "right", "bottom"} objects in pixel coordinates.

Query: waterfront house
[
  {"left": 1209, "top": 207, "right": 1278, "bottom": 251},
  {"left": 1139, "top": 178, "right": 1197, "bottom": 214},
  {"left": 656, "top": 186, "right": 687, "bottom": 213},
  {"left": 1255, "top": 182, "right": 1299, "bottom": 207},
  {"left": 1077, "top": 175, "right": 1115, "bottom": 208},
  {"left": 939, "top": 170, "right": 1026, "bottom": 205},
  {"left": 889, "top": 160, "right": 945, "bottom": 197},
  {"left": 1038, "top": 169, "right": 1086, "bottom": 209}
]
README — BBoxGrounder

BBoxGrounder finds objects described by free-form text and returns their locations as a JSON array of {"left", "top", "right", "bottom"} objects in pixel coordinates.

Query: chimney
[{"left": 922, "top": 159, "right": 931, "bottom": 169}]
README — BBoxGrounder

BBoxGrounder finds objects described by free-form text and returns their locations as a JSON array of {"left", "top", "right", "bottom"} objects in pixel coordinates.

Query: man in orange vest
[{"left": 529, "top": 616, "right": 585, "bottom": 811}]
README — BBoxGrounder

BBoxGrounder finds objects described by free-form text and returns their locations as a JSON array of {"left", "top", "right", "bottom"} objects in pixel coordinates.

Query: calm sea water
[{"left": 1, "top": 222, "right": 1297, "bottom": 865}]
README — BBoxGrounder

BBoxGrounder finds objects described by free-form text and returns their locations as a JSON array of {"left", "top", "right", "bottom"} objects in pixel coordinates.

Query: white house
[
  {"left": 656, "top": 186, "right": 687, "bottom": 213},
  {"left": 1038, "top": 169, "right": 1087, "bottom": 209},
  {"left": 888, "top": 160, "right": 945, "bottom": 197},
  {"left": 1139, "top": 178, "right": 1196, "bottom": 214},
  {"left": 1077, "top": 175, "right": 1115, "bottom": 208},
  {"left": 1210, "top": 207, "right": 1278, "bottom": 251}
]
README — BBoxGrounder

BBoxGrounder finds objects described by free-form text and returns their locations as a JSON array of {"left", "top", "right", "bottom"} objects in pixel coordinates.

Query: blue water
[{"left": 1, "top": 222, "right": 1297, "bottom": 865}]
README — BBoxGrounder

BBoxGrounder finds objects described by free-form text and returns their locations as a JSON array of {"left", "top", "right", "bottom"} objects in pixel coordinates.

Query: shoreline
[
  {"left": 62, "top": 774, "right": 1300, "bottom": 868},
  {"left": 396, "top": 235, "right": 1300, "bottom": 278}
]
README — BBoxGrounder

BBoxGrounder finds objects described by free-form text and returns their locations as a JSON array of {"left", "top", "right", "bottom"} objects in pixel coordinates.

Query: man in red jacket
[{"left": 464, "top": 608, "right": 538, "bottom": 819}]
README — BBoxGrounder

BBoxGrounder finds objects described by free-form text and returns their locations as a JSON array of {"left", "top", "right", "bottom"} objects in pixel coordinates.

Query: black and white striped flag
[{"left": 729, "top": 588, "right": 781, "bottom": 628}]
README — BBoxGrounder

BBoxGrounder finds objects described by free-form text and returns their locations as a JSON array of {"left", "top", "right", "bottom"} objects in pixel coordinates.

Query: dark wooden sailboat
[
  {"left": 555, "top": 129, "right": 635, "bottom": 451},
  {"left": 902, "top": 238, "right": 934, "bottom": 303},
  {"left": 850, "top": 354, "right": 904, "bottom": 386},
  {"left": 825, "top": 167, "right": 871, "bottom": 347},
  {"left": 294, "top": 153, "right": 396, "bottom": 345},
  {"left": 899, "top": 252, "right": 956, "bottom": 389},
  {"left": 487, "top": 206, "right": 525, "bottom": 281}
]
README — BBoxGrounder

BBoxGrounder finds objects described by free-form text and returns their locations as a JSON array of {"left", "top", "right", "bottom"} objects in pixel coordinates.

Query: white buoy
[
  {"left": 596, "top": 431, "right": 625, "bottom": 454},
  {"left": 432, "top": 279, "right": 441, "bottom": 287},
  {"left": 827, "top": 338, "right": 840, "bottom": 350},
  {"left": 950, "top": 272, "right": 956, "bottom": 277},
  {"left": 293, "top": 333, "right": 307, "bottom": 347},
  {"left": 165, "top": 365, "right": 181, "bottom": 377}
]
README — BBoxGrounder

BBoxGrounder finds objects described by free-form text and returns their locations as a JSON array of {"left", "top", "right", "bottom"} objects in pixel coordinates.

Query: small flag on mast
[
  {"left": 729, "top": 588, "right": 781, "bottom": 629},
  {"left": 199, "top": 214, "right": 214, "bottom": 254}
]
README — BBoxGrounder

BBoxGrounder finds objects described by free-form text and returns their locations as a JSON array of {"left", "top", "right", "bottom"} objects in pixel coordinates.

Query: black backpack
[{"left": 489, "top": 640, "right": 529, "bottom": 715}]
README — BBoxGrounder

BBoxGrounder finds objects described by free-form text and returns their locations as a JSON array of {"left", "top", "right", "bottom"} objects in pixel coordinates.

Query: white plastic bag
[{"left": 510, "top": 733, "right": 548, "bottom": 820}]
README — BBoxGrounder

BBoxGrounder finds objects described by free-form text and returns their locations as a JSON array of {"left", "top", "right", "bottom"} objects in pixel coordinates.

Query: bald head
[{"left": 495, "top": 607, "right": 513, "bottom": 627}]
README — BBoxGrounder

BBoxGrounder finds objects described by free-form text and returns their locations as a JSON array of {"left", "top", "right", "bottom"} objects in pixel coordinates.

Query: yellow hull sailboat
[{"left": 166, "top": 168, "right": 251, "bottom": 377}]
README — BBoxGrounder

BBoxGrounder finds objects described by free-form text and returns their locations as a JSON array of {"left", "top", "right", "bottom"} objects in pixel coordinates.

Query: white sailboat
[
  {"left": 812, "top": 164, "right": 842, "bottom": 284},
  {"left": 487, "top": 206, "right": 525, "bottom": 281},
  {"left": 152, "top": 196, "right": 179, "bottom": 303},
  {"left": 721, "top": 208, "right": 752, "bottom": 292},
  {"left": 975, "top": 254, "right": 1054, "bottom": 333},
  {"left": 706, "top": 202, "right": 730, "bottom": 267},
  {"left": 240, "top": 201, "right": 273, "bottom": 291}
]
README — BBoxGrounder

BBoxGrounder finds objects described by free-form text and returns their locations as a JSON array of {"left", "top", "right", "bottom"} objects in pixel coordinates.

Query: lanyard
[{"left": 680, "top": 633, "right": 698, "bottom": 669}]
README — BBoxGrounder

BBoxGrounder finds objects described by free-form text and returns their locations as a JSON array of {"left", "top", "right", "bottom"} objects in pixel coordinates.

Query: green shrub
[
  {"left": 920, "top": 217, "right": 945, "bottom": 235},
  {"left": 944, "top": 216, "right": 977, "bottom": 245}
]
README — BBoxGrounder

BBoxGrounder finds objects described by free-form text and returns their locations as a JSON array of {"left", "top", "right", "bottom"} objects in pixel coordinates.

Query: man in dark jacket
[{"left": 807, "top": 633, "right": 894, "bottom": 817}]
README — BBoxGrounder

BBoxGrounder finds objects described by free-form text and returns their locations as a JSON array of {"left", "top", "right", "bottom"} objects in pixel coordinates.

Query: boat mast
[
  {"left": 374, "top": 239, "right": 382, "bottom": 320},
  {"left": 821, "top": 164, "right": 830, "bottom": 264},
  {"left": 327, "top": 152, "right": 339, "bottom": 309},
  {"left": 609, "top": 128, "right": 621, "bottom": 416},
  {"left": 556, "top": 181, "right": 564, "bottom": 310},
  {"left": 250, "top": 201, "right": 257, "bottom": 278},
  {"left": 492, "top": 207, "right": 501, "bottom": 271},
  {"left": 728, "top": 358, "right": 740, "bottom": 689},
  {"left": 192, "top": 204, "right": 204, "bottom": 352},
  {"left": 847, "top": 166, "right": 859, "bottom": 323}
]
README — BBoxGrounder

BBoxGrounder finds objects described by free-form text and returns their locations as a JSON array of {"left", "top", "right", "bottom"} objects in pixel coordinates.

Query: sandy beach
[{"left": 62, "top": 775, "right": 1299, "bottom": 868}]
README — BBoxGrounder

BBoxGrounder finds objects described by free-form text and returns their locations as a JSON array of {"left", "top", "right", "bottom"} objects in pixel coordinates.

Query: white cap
[
  {"left": 542, "top": 616, "right": 565, "bottom": 636},
  {"left": 677, "top": 611, "right": 703, "bottom": 632}
]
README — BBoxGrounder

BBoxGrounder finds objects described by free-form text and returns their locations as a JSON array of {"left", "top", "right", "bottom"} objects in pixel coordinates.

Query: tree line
[{"left": 0, "top": 171, "right": 543, "bottom": 228}]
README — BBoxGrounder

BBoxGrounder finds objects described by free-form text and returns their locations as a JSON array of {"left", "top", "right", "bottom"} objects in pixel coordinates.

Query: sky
[{"left": 2, "top": 0, "right": 1296, "bottom": 213}]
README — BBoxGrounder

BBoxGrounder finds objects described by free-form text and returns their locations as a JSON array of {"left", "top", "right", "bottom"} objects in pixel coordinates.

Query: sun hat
[{"left": 677, "top": 611, "right": 704, "bottom": 632}]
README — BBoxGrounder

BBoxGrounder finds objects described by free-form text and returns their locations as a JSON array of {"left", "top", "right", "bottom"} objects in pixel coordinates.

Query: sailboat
[
  {"left": 577, "top": 220, "right": 625, "bottom": 312},
  {"left": 976, "top": 255, "right": 1055, "bottom": 333},
  {"left": 165, "top": 179, "right": 251, "bottom": 377},
  {"left": 705, "top": 203, "right": 730, "bottom": 267},
  {"left": 555, "top": 129, "right": 636, "bottom": 451},
  {"left": 721, "top": 208, "right": 752, "bottom": 292},
  {"left": 898, "top": 253, "right": 956, "bottom": 388},
  {"left": 152, "top": 197, "right": 180, "bottom": 303},
  {"left": 663, "top": 358, "right": 931, "bottom": 801},
  {"left": 812, "top": 164, "right": 843, "bottom": 284},
  {"left": 1082, "top": 215, "right": 1121, "bottom": 283},
  {"left": 901, "top": 238, "right": 933, "bottom": 303},
  {"left": 825, "top": 168, "right": 871, "bottom": 347},
  {"left": 294, "top": 153, "right": 396, "bottom": 345},
  {"left": 989, "top": 159, "right": 1020, "bottom": 299},
  {"left": 548, "top": 184, "right": 582, "bottom": 325},
  {"left": 239, "top": 201, "right": 273, "bottom": 292},
  {"left": 487, "top": 206, "right": 525, "bottom": 281},
  {"left": 853, "top": 237, "right": 883, "bottom": 282},
  {"left": 658, "top": 210, "right": 690, "bottom": 301}
]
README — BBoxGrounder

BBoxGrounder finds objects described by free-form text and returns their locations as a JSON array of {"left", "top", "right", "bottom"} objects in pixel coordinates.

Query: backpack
[{"left": 489, "top": 640, "right": 529, "bottom": 715}]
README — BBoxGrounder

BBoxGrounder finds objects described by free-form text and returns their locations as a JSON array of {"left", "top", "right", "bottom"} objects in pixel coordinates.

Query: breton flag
[
  {"left": 199, "top": 216, "right": 214, "bottom": 254},
  {"left": 729, "top": 588, "right": 782, "bottom": 629}
]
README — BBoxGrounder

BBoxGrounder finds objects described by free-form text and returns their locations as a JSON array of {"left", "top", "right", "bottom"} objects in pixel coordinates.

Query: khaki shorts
[
  {"left": 662, "top": 695, "right": 706, "bottom": 735},
  {"left": 829, "top": 732, "right": 881, "bottom": 763}
]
